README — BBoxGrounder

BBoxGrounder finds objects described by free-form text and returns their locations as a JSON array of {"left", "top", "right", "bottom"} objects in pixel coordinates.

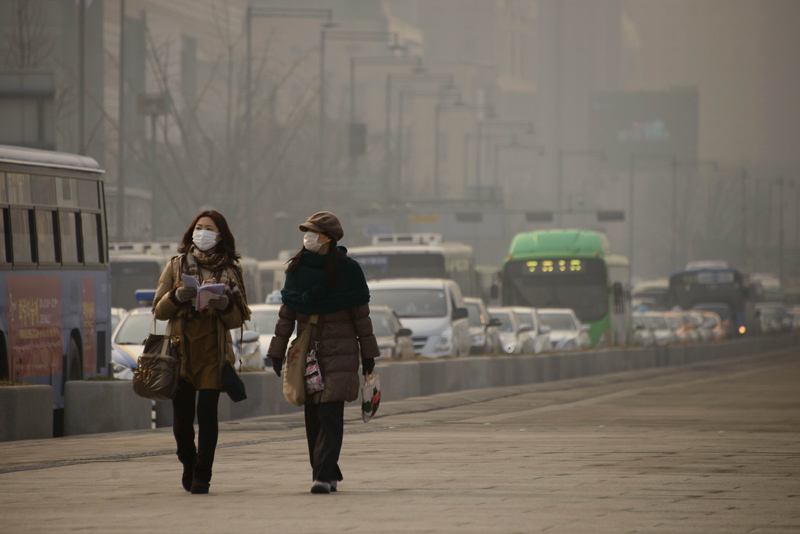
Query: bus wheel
[
  {"left": 0, "top": 331, "right": 8, "bottom": 380},
  {"left": 68, "top": 335, "right": 82, "bottom": 381}
]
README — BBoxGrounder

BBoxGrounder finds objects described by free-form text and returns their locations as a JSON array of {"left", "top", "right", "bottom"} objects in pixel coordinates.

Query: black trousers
[
  {"left": 304, "top": 401, "right": 345, "bottom": 483},
  {"left": 172, "top": 380, "right": 220, "bottom": 475}
]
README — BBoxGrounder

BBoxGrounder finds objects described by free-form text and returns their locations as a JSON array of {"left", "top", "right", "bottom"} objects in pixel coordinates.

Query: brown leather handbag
[{"left": 132, "top": 319, "right": 181, "bottom": 401}]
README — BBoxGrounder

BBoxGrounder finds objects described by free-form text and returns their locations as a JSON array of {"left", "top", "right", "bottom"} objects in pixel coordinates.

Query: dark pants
[
  {"left": 172, "top": 380, "right": 220, "bottom": 476},
  {"left": 304, "top": 401, "right": 345, "bottom": 483}
]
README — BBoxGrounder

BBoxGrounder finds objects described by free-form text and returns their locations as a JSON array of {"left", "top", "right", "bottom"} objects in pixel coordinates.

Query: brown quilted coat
[{"left": 267, "top": 303, "right": 380, "bottom": 404}]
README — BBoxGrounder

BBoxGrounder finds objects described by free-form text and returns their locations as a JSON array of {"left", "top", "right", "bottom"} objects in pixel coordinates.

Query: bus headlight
[{"left": 739, "top": 326, "right": 746, "bottom": 334}]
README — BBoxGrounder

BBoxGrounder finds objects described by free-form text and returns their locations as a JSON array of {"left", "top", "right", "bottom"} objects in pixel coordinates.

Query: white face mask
[
  {"left": 303, "top": 232, "right": 323, "bottom": 253},
  {"left": 193, "top": 229, "right": 218, "bottom": 252}
]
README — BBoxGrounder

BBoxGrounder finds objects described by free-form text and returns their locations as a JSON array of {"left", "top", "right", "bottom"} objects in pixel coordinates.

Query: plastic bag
[{"left": 361, "top": 371, "right": 380, "bottom": 423}]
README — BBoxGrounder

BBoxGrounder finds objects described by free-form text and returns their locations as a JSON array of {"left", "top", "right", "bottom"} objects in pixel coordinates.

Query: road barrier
[
  {"left": 3, "top": 334, "right": 797, "bottom": 440},
  {"left": 0, "top": 385, "right": 52, "bottom": 442}
]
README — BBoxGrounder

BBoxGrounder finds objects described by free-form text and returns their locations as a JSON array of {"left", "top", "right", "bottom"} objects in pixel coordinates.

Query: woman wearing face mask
[
  {"left": 152, "top": 210, "right": 250, "bottom": 494},
  {"left": 267, "top": 211, "right": 380, "bottom": 494}
]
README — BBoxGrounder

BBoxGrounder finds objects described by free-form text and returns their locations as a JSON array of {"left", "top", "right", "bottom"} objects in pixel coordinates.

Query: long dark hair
[
  {"left": 179, "top": 210, "right": 241, "bottom": 262},
  {"left": 286, "top": 237, "right": 343, "bottom": 289}
]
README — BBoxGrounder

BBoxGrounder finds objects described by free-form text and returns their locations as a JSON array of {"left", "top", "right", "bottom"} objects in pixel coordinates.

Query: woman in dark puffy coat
[{"left": 267, "top": 211, "right": 379, "bottom": 494}]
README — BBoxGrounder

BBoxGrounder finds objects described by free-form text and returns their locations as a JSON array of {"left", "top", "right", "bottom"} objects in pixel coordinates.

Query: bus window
[
  {"left": 77, "top": 180, "right": 100, "bottom": 209},
  {"left": 81, "top": 212, "right": 101, "bottom": 264},
  {"left": 0, "top": 172, "right": 7, "bottom": 203},
  {"left": 31, "top": 175, "right": 57, "bottom": 205},
  {"left": 11, "top": 208, "right": 33, "bottom": 263},
  {"left": 59, "top": 211, "right": 80, "bottom": 263},
  {"left": 7, "top": 173, "right": 31, "bottom": 204},
  {"left": 35, "top": 209, "right": 58, "bottom": 263},
  {"left": 57, "top": 177, "right": 78, "bottom": 207}
]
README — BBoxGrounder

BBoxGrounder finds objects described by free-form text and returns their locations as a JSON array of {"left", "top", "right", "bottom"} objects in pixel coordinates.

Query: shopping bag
[
  {"left": 283, "top": 314, "right": 319, "bottom": 406},
  {"left": 361, "top": 371, "right": 380, "bottom": 423}
]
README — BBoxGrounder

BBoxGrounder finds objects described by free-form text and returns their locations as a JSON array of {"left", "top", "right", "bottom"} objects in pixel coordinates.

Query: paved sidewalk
[{"left": 1, "top": 348, "right": 799, "bottom": 533}]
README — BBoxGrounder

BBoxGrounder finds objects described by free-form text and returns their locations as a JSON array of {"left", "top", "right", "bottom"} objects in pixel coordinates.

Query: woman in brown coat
[
  {"left": 268, "top": 211, "right": 380, "bottom": 494},
  {"left": 153, "top": 210, "right": 250, "bottom": 494}
]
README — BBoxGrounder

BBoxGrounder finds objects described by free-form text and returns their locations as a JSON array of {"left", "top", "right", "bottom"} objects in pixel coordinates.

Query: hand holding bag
[
  {"left": 283, "top": 314, "right": 319, "bottom": 406},
  {"left": 132, "top": 318, "right": 181, "bottom": 401},
  {"left": 361, "top": 371, "right": 380, "bottom": 423}
]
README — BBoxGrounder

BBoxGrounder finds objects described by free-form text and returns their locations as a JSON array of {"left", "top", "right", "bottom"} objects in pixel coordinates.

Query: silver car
[
  {"left": 510, "top": 306, "right": 551, "bottom": 354},
  {"left": 538, "top": 308, "right": 591, "bottom": 351},
  {"left": 488, "top": 307, "right": 536, "bottom": 354}
]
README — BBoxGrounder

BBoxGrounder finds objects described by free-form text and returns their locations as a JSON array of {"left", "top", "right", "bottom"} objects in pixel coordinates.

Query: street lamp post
[
  {"left": 558, "top": 149, "right": 605, "bottom": 228},
  {"left": 385, "top": 72, "right": 454, "bottom": 198},
  {"left": 435, "top": 102, "right": 493, "bottom": 197},
  {"left": 397, "top": 89, "right": 460, "bottom": 197}
]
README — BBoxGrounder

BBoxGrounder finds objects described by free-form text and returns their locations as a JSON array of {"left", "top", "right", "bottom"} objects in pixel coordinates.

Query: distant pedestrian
[
  {"left": 153, "top": 210, "right": 250, "bottom": 494},
  {"left": 268, "top": 211, "right": 380, "bottom": 494}
]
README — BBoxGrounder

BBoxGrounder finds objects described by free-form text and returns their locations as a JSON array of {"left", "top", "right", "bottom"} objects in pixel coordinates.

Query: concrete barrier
[
  {"left": 0, "top": 385, "right": 53, "bottom": 442},
  {"left": 65, "top": 381, "right": 152, "bottom": 436},
  {"left": 5, "top": 333, "right": 793, "bottom": 441}
]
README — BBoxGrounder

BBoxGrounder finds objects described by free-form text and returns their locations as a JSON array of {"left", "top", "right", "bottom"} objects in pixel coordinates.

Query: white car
[
  {"left": 248, "top": 303, "right": 287, "bottom": 365},
  {"left": 368, "top": 278, "right": 470, "bottom": 358},
  {"left": 510, "top": 306, "right": 551, "bottom": 354},
  {"left": 111, "top": 306, "right": 263, "bottom": 379},
  {"left": 642, "top": 312, "right": 677, "bottom": 346},
  {"left": 488, "top": 307, "right": 535, "bottom": 354},
  {"left": 538, "top": 308, "right": 591, "bottom": 351}
]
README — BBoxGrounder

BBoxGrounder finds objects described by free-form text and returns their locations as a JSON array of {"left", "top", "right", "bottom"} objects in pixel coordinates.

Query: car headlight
[
  {"left": 471, "top": 332, "right": 486, "bottom": 346},
  {"left": 503, "top": 343, "right": 516, "bottom": 353},
  {"left": 112, "top": 361, "right": 129, "bottom": 375},
  {"left": 434, "top": 328, "right": 453, "bottom": 352}
]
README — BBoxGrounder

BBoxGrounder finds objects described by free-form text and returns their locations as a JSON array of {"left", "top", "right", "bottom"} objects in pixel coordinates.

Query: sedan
[
  {"left": 510, "top": 306, "right": 551, "bottom": 354},
  {"left": 488, "top": 307, "right": 535, "bottom": 354},
  {"left": 370, "top": 305, "right": 414, "bottom": 360},
  {"left": 538, "top": 308, "right": 591, "bottom": 351},
  {"left": 465, "top": 297, "right": 501, "bottom": 355}
]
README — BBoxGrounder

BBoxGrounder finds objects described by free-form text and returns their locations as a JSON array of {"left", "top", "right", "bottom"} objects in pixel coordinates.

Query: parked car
[
  {"left": 510, "top": 306, "right": 551, "bottom": 354},
  {"left": 693, "top": 302, "right": 735, "bottom": 337},
  {"left": 369, "top": 305, "right": 415, "bottom": 360},
  {"left": 111, "top": 307, "right": 128, "bottom": 333},
  {"left": 664, "top": 311, "right": 692, "bottom": 343},
  {"left": 232, "top": 325, "right": 263, "bottom": 370},
  {"left": 688, "top": 310, "right": 714, "bottom": 342},
  {"left": 755, "top": 304, "right": 782, "bottom": 334},
  {"left": 248, "top": 303, "right": 285, "bottom": 365},
  {"left": 679, "top": 312, "right": 702, "bottom": 342},
  {"left": 488, "top": 307, "right": 535, "bottom": 354},
  {"left": 368, "top": 278, "right": 471, "bottom": 358},
  {"left": 632, "top": 313, "right": 656, "bottom": 347},
  {"left": 538, "top": 308, "right": 591, "bottom": 351},
  {"left": 700, "top": 310, "right": 726, "bottom": 341},
  {"left": 642, "top": 312, "right": 678, "bottom": 346},
  {"left": 465, "top": 297, "right": 501, "bottom": 354},
  {"left": 755, "top": 303, "right": 793, "bottom": 332}
]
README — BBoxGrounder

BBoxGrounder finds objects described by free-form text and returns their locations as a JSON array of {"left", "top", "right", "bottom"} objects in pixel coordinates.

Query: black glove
[
  {"left": 175, "top": 286, "right": 197, "bottom": 302},
  {"left": 270, "top": 357, "right": 283, "bottom": 377},
  {"left": 362, "top": 358, "right": 375, "bottom": 376}
]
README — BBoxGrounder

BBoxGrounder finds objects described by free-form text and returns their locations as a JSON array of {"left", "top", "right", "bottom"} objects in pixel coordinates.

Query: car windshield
[
  {"left": 370, "top": 313, "right": 395, "bottom": 337},
  {"left": 539, "top": 312, "right": 576, "bottom": 331},
  {"left": 515, "top": 311, "right": 535, "bottom": 329},
  {"left": 645, "top": 315, "right": 669, "bottom": 330},
  {"left": 370, "top": 289, "right": 447, "bottom": 318},
  {"left": 489, "top": 312, "right": 515, "bottom": 332},
  {"left": 115, "top": 312, "right": 166, "bottom": 345},
  {"left": 466, "top": 303, "right": 485, "bottom": 327},
  {"left": 249, "top": 309, "right": 280, "bottom": 334}
]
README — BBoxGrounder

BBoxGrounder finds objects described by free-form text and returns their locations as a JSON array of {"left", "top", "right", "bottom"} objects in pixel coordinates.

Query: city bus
[
  {"left": 668, "top": 266, "right": 756, "bottom": 336},
  {"left": 501, "top": 230, "right": 631, "bottom": 347},
  {"left": 0, "top": 145, "right": 111, "bottom": 434},
  {"left": 348, "top": 233, "right": 478, "bottom": 297}
]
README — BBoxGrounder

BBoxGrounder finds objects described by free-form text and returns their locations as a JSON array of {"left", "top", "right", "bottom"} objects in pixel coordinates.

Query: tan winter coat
[
  {"left": 153, "top": 255, "right": 246, "bottom": 390},
  {"left": 267, "top": 303, "right": 380, "bottom": 404}
]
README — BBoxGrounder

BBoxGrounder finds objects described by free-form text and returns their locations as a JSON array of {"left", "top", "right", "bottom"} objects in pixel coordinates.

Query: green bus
[{"left": 501, "top": 230, "right": 631, "bottom": 347}]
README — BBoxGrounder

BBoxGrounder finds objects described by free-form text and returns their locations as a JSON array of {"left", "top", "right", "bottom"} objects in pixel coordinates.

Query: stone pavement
[{"left": 1, "top": 347, "right": 798, "bottom": 534}]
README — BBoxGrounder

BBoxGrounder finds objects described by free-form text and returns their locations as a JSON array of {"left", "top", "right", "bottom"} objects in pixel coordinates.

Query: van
[{"left": 367, "top": 278, "right": 470, "bottom": 358}]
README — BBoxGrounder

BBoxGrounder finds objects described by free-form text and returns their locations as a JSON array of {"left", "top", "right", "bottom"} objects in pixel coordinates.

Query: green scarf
[{"left": 280, "top": 247, "right": 370, "bottom": 315}]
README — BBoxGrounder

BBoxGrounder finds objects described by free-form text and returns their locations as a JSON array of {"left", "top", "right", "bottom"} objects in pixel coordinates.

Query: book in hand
[{"left": 182, "top": 274, "right": 226, "bottom": 312}]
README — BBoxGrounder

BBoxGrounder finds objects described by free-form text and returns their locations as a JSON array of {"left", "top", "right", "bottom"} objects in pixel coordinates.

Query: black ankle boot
[
  {"left": 181, "top": 461, "right": 194, "bottom": 492},
  {"left": 191, "top": 465, "right": 211, "bottom": 494}
]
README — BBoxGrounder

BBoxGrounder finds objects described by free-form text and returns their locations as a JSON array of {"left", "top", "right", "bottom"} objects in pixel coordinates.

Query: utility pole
[
  {"left": 78, "top": 0, "right": 86, "bottom": 155},
  {"left": 741, "top": 168, "right": 747, "bottom": 271},
  {"left": 670, "top": 155, "right": 678, "bottom": 272},
  {"left": 778, "top": 176, "right": 785, "bottom": 286}
]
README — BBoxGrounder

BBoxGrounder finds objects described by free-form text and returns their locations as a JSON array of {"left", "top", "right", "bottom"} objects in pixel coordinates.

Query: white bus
[{"left": 348, "top": 233, "right": 478, "bottom": 297}]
